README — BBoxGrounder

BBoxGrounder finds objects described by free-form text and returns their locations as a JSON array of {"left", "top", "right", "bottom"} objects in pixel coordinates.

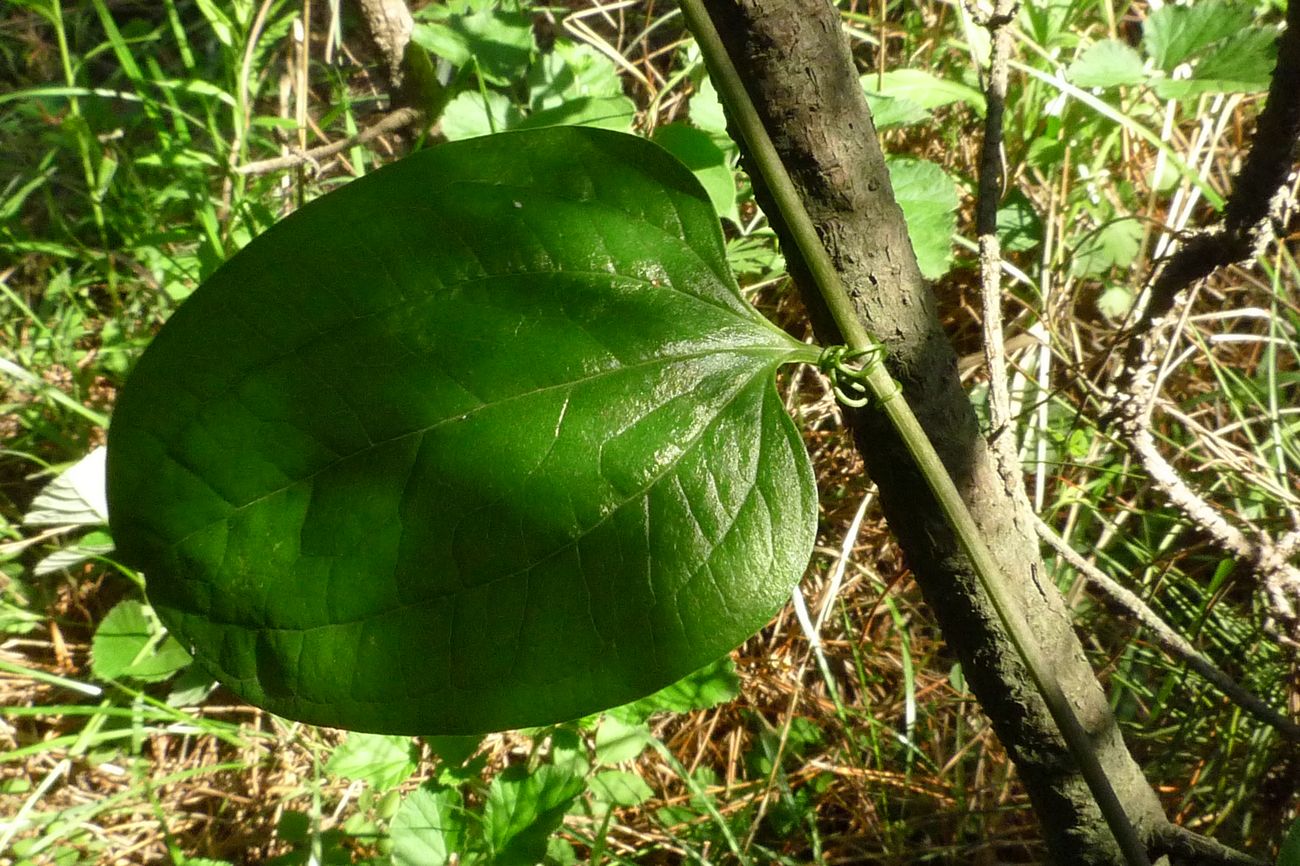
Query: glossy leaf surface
[{"left": 107, "top": 127, "right": 818, "bottom": 734}]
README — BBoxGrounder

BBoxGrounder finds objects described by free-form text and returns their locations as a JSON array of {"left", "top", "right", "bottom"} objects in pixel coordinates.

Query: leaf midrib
[
  {"left": 154, "top": 340, "right": 795, "bottom": 555},
  {"left": 159, "top": 358, "right": 781, "bottom": 647}
]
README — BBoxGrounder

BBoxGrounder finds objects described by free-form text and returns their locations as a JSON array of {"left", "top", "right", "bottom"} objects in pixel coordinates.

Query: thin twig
[
  {"left": 971, "top": 0, "right": 1025, "bottom": 500},
  {"left": 1036, "top": 518, "right": 1300, "bottom": 742},
  {"left": 1153, "top": 823, "right": 1269, "bottom": 866},
  {"left": 234, "top": 107, "right": 424, "bottom": 175}
]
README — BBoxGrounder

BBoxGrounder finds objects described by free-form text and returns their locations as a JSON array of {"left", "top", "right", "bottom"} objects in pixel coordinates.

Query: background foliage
[{"left": 1, "top": 0, "right": 1295, "bottom": 863}]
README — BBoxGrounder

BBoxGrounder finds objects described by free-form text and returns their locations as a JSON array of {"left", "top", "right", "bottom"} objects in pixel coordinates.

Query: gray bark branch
[{"left": 696, "top": 0, "right": 1171, "bottom": 862}]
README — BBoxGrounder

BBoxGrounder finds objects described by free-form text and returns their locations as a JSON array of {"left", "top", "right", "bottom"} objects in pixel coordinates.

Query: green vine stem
[{"left": 678, "top": 2, "right": 1152, "bottom": 865}]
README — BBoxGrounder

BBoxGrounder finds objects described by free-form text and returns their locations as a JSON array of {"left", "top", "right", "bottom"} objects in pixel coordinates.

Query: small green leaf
[
  {"left": 391, "top": 785, "right": 466, "bottom": 866},
  {"left": 24, "top": 447, "right": 108, "bottom": 527},
  {"left": 862, "top": 69, "right": 986, "bottom": 115},
  {"left": 548, "top": 727, "right": 591, "bottom": 778},
  {"left": 323, "top": 732, "right": 419, "bottom": 790},
  {"left": 862, "top": 91, "right": 932, "bottom": 129},
  {"left": 424, "top": 734, "right": 483, "bottom": 768},
  {"left": 34, "top": 529, "right": 115, "bottom": 577},
  {"left": 91, "top": 599, "right": 192, "bottom": 683},
  {"left": 886, "top": 157, "right": 960, "bottom": 280},
  {"left": 546, "top": 836, "right": 578, "bottom": 866},
  {"left": 411, "top": 2, "right": 534, "bottom": 86},
  {"left": 277, "top": 810, "right": 311, "bottom": 844},
  {"left": 1071, "top": 218, "right": 1142, "bottom": 278},
  {"left": 687, "top": 74, "right": 732, "bottom": 148},
  {"left": 652, "top": 124, "right": 737, "bottom": 222},
  {"left": 726, "top": 232, "right": 785, "bottom": 278},
  {"left": 1096, "top": 283, "right": 1135, "bottom": 320},
  {"left": 996, "top": 191, "right": 1043, "bottom": 253},
  {"left": 594, "top": 715, "right": 652, "bottom": 765},
  {"left": 441, "top": 89, "right": 521, "bottom": 140},
  {"left": 589, "top": 769, "right": 655, "bottom": 807},
  {"left": 1153, "top": 27, "right": 1278, "bottom": 98},
  {"left": 617, "top": 656, "right": 741, "bottom": 720},
  {"left": 1067, "top": 40, "right": 1147, "bottom": 89},
  {"left": 527, "top": 43, "right": 623, "bottom": 111},
  {"left": 107, "top": 127, "right": 818, "bottom": 735},
  {"left": 485, "top": 764, "right": 585, "bottom": 866}
]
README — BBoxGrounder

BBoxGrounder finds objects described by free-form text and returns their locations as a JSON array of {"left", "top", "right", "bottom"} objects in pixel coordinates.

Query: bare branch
[
  {"left": 1153, "top": 823, "right": 1270, "bottom": 866},
  {"left": 1108, "top": 1, "right": 1300, "bottom": 645},
  {"left": 970, "top": 0, "right": 1023, "bottom": 493}
]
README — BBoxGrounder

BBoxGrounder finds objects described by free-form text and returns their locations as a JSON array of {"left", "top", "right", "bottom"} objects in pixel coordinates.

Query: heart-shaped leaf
[{"left": 106, "top": 127, "right": 818, "bottom": 734}]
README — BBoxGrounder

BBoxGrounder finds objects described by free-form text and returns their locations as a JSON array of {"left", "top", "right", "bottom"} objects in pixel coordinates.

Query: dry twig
[
  {"left": 1108, "top": 1, "right": 1300, "bottom": 645},
  {"left": 234, "top": 107, "right": 425, "bottom": 175}
]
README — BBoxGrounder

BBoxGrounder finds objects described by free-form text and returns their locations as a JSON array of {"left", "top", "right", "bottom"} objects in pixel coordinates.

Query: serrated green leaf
[
  {"left": 594, "top": 715, "right": 652, "bottom": 764},
  {"left": 589, "top": 769, "right": 655, "bottom": 807},
  {"left": 1071, "top": 218, "right": 1142, "bottom": 278},
  {"left": 687, "top": 74, "right": 732, "bottom": 149},
  {"left": 411, "top": 3, "right": 534, "bottom": 86},
  {"left": 1153, "top": 27, "right": 1278, "bottom": 98},
  {"left": 106, "top": 127, "right": 819, "bottom": 735},
  {"left": 1067, "top": 40, "right": 1147, "bottom": 89},
  {"left": 485, "top": 764, "right": 585, "bottom": 866},
  {"left": 527, "top": 43, "right": 623, "bottom": 111},
  {"left": 1143, "top": 0, "right": 1256, "bottom": 72},
  {"left": 391, "top": 785, "right": 466, "bottom": 866},
  {"left": 323, "top": 732, "right": 418, "bottom": 790},
  {"left": 996, "top": 191, "right": 1043, "bottom": 253},
  {"left": 548, "top": 727, "right": 591, "bottom": 778},
  {"left": 91, "top": 599, "right": 192, "bottom": 683},
  {"left": 725, "top": 232, "right": 785, "bottom": 278},
  {"left": 886, "top": 157, "right": 960, "bottom": 280},
  {"left": 34, "top": 530, "right": 115, "bottom": 577},
  {"left": 1096, "top": 283, "right": 1135, "bottom": 320}
]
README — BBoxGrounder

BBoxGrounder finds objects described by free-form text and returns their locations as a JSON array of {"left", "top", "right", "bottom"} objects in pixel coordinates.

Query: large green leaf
[{"left": 106, "top": 127, "right": 818, "bottom": 735}]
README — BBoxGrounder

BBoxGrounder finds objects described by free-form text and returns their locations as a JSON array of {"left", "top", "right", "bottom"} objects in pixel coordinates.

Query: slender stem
[{"left": 678, "top": 2, "right": 1152, "bottom": 864}]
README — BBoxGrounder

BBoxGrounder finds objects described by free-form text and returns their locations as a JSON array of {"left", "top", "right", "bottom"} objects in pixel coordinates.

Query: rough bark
[{"left": 698, "top": 0, "right": 1169, "bottom": 862}]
